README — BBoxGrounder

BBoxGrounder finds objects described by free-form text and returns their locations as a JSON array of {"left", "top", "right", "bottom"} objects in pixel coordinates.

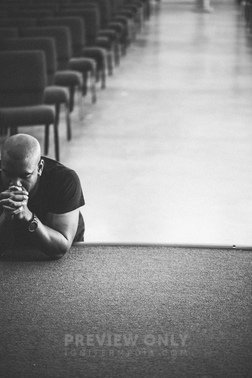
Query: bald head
[
  {"left": 1, "top": 134, "right": 44, "bottom": 193},
  {"left": 1, "top": 134, "right": 41, "bottom": 164}
]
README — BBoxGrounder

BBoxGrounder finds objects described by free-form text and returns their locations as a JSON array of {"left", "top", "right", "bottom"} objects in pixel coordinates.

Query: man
[
  {"left": 196, "top": 0, "right": 214, "bottom": 12},
  {"left": 0, "top": 134, "right": 85, "bottom": 258}
]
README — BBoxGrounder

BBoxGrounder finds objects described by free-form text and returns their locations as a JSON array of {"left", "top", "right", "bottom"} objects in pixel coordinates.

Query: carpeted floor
[{"left": 1, "top": 244, "right": 251, "bottom": 377}]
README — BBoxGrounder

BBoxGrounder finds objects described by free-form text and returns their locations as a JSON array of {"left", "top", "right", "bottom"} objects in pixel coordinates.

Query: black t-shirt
[{"left": 0, "top": 157, "right": 85, "bottom": 246}]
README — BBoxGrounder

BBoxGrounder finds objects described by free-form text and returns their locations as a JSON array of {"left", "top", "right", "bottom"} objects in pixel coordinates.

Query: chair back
[
  {"left": 98, "top": 0, "right": 113, "bottom": 28},
  {"left": 0, "top": 27, "right": 18, "bottom": 38},
  {"left": 0, "top": 10, "right": 8, "bottom": 18},
  {"left": 0, "top": 50, "right": 47, "bottom": 107},
  {"left": 0, "top": 37, "right": 57, "bottom": 85},
  {"left": 0, "top": 18, "right": 36, "bottom": 29},
  {"left": 69, "top": 0, "right": 112, "bottom": 28},
  {"left": 20, "top": 26, "right": 72, "bottom": 70},
  {"left": 19, "top": 3, "right": 60, "bottom": 13},
  {"left": 12, "top": 9, "right": 54, "bottom": 19},
  {"left": 57, "top": 8, "right": 100, "bottom": 46},
  {"left": 38, "top": 17, "right": 86, "bottom": 57}
]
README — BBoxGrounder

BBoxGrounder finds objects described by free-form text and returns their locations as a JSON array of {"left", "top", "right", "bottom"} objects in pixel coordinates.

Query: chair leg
[
  {"left": 100, "top": 68, "right": 106, "bottom": 89},
  {"left": 10, "top": 127, "right": 18, "bottom": 135},
  {"left": 90, "top": 68, "right": 97, "bottom": 104},
  {"left": 69, "top": 85, "right": 84, "bottom": 120},
  {"left": 53, "top": 120, "right": 60, "bottom": 162},
  {"left": 44, "top": 124, "right": 49, "bottom": 155},
  {"left": 77, "top": 85, "right": 84, "bottom": 121},
  {"left": 114, "top": 42, "right": 120, "bottom": 66},
  {"left": 82, "top": 72, "right": 88, "bottom": 96},
  {"left": 66, "top": 103, "right": 71, "bottom": 141},
  {"left": 121, "top": 41, "right": 127, "bottom": 56},
  {"left": 107, "top": 52, "right": 113, "bottom": 76},
  {"left": 0, "top": 127, "right": 8, "bottom": 136},
  {"left": 69, "top": 86, "right": 75, "bottom": 113},
  {"left": 55, "top": 103, "right": 60, "bottom": 127},
  {"left": 91, "top": 76, "right": 97, "bottom": 104}
]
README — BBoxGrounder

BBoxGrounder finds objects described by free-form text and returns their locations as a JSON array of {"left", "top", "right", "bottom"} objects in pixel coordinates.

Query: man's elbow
[
  {"left": 48, "top": 252, "right": 66, "bottom": 260},
  {"left": 41, "top": 240, "right": 71, "bottom": 259},
  {"left": 43, "top": 248, "right": 69, "bottom": 260}
]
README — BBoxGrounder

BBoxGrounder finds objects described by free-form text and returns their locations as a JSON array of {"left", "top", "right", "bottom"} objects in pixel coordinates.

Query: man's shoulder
[
  {"left": 42, "top": 157, "right": 81, "bottom": 187},
  {"left": 40, "top": 157, "right": 84, "bottom": 210},
  {"left": 42, "top": 156, "right": 68, "bottom": 171},
  {"left": 42, "top": 157, "right": 77, "bottom": 177}
]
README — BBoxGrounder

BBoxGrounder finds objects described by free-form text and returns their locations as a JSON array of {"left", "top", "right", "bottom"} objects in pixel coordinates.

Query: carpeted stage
[{"left": 0, "top": 244, "right": 252, "bottom": 377}]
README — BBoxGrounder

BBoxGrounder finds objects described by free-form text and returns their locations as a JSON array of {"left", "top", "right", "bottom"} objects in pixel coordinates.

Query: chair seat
[
  {"left": 95, "top": 36, "right": 113, "bottom": 50},
  {"left": 98, "top": 29, "right": 119, "bottom": 42},
  {"left": 54, "top": 70, "right": 83, "bottom": 87},
  {"left": 108, "top": 22, "right": 126, "bottom": 37},
  {"left": 69, "top": 57, "right": 96, "bottom": 72},
  {"left": 44, "top": 86, "right": 69, "bottom": 105},
  {"left": 0, "top": 105, "right": 55, "bottom": 127},
  {"left": 82, "top": 48, "right": 107, "bottom": 89},
  {"left": 82, "top": 48, "right": 107, "bottom": 70}
]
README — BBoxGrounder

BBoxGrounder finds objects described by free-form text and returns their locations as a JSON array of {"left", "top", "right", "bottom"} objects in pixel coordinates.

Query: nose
[{"left": 10, "top": 178, "right": 22, "bottom": 188}]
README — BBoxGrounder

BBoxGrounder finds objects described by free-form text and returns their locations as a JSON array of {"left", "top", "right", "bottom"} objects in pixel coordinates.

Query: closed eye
[{"left": 21, "top": 174, "right": 32, "bottom": 179}]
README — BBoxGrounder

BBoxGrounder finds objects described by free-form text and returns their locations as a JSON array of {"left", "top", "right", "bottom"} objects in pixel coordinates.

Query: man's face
[{"left": 0, "top": 153, "right": 41, "bottom": 194}]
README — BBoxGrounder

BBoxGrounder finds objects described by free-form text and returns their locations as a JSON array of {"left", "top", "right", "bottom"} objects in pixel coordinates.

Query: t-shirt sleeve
[{"left": 48, "top": 169, "right": 85, "bottom": 214}]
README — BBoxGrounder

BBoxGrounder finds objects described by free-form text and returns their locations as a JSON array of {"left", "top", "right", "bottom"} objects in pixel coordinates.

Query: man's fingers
[
  {"left": 0, "top": 192, "right": 11, "bottom": 200},
  {"left": 13, "top": 206, "right": 23, "bottom": 215},
  {"left": 1, "top": 198, "right": 27, "bottom": 209},
  {"left": 3, "top": 204, "right": 24, "bottom": 214},
  {"left": 9, "top": 185, "right": 23, "bottom": 192},
  {"left": 0, "top": 190, "right": 28, "bottom": 201},
  {"left": 3, "top": 205, "right": 15, "bottom": 211},
  {"left": 10, "top": 193, "right": 29, "bottom": 202},
  {"left": 2, "top": 198, "right": 19, "bottom": 208}
]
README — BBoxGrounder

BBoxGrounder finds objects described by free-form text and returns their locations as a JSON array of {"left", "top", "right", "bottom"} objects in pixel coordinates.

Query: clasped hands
[{"left": 0, "top": 185, "right": 30, "bottom": 220}]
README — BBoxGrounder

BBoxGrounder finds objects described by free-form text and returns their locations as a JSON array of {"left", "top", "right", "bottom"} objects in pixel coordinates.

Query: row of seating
[
  {"left": 0, "top": 0, "right": 151, "bottom": 161},
  {"left": 240, "top": 0, "right": 252, "bottom": 32}
]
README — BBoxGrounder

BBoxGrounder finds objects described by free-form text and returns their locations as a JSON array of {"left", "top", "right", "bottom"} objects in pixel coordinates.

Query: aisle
[{"left": 14, "top": 0, "right": 252, "bottom": 245}]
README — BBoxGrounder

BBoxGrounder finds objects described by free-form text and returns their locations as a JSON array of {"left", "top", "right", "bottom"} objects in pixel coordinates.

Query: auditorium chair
[
  {"left": 68, "top": 0, "right": 128, "bottom": 62},
  {"left": 38, "top": 17, "right": 97, "bottom": 103},
  {"left": 1, "top": 16, "right": 94, "bottom": 105},
  {"left": 0, "top": 50, "right": 60, "bottom": 161},
  {"left": 24, "top": 1, "right": 107, "bottom": 86},
  {"left": 110, "top": 0, "right": 139, "bottom": 42},
  {"left": 20, "top": 26, "right": 84, "bottom": 120},
  {"left": 96, "top": 0, "right": 129, "bottom": 56},
  {"left": 0, "top": 37, "right": 72, "bottom": 142},
  {"left": 0, "top": 2, "right": 15, "bottom": 17},
  {"left": 58, "top": 1, "right": 120, "bottom": 68},
  {"left": 57, "top": 5, "right": 115, "bottom": 76},
  {"left": 0, "top": 10, "right": 8, "bottom": 18},
  {"left": 72, "top": 0, "right": 138, "bottom": 50},
  {"left": 0, "top": 18, "right": 36, "bottom": 29},
  {"left": 244, "top": 0, "right": 252, "bottom": 32},
  {"left": 50, "top": 11, "right": 107, "bottom": 88},
  {"left": 10, "top": 9, "right": 55, "bottom": 19},
  {"left": 0, "top": 27, "right": 18, "bottom": 38},
  {"left": 18, "top": 2, "right": 60, "bottom": 14}
]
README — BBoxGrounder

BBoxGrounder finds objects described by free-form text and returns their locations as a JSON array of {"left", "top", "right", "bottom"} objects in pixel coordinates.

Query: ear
[{"left": 38, "top": 159, "right": 44, "bottom": 176}]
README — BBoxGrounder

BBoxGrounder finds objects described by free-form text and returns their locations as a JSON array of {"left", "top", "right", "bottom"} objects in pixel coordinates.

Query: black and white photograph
[{"left": 0, "top": 0, "right": 252, "bottom": 377}]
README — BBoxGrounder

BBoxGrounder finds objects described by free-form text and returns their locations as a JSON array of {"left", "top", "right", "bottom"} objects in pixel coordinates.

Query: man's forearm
[{"left": 28, "top": 218, "right": 71, "bottom": 259}]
